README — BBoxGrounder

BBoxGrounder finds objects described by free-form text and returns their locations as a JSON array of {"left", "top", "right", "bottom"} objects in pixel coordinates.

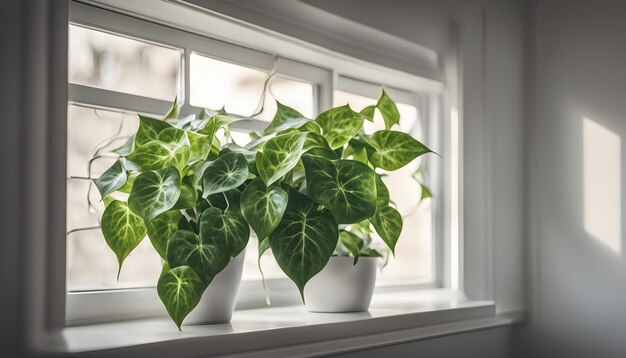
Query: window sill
[{"left": 44, "top": 289, "right": 509, "bottom": 357}]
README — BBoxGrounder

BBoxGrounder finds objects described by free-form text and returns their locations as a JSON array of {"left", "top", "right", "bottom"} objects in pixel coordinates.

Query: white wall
[{"left": 526, "top": 0, "right": 626, "bottom": 357}]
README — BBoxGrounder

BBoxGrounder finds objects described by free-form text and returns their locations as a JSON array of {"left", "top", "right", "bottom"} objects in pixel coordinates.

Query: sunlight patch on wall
[{"left": 583, "top": 117, "right": 622, "bottom": 254}]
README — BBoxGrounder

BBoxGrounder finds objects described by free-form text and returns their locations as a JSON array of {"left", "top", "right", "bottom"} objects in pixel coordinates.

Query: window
[
  {"left": 333, "top": 89, "right": 434, "bottom": 282},
  {"left": 66, "top": 2, "right": 443, "bottom": 323}
]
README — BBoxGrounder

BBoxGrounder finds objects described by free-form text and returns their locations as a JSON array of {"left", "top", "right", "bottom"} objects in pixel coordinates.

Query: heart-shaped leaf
[
  {"left": 268, "top": 189, "right": 338, "bottom": 300},
  {"left": 135, "top": 115, "right": 173, "bottom": 148},
  {"left": 100, "top": 200, "right": 147, "bottom": 277},
  {"left": 240, "top": 178, "right": 288, "bottom": 240},
  {"left": 314, "top": 105, "right": 364, "bottom": 149},
  {"left": 202, "top": 152, "right": 249, "bottom": 198},
  {"left": 166, "top": 230, "right": 230, "bottom": 283},
  {"left": 371, "top": 205, "right": 403, "bottom": 254},
  {"left": 199, "top": 207, "right": 250, "bottom": 258},
  {"left": 147, "top": 210, "right": 182, "bottom": 259},
  {"left": 157, "top": 265, "right": 206, "bottom": 330},
  {"left": 94, "top": 159, "right": 128, "bottom": 199},
  {"left": 128, "top": 166, "right": 181, "bottom": 223},
  {"left": 126, "top": 140, "right": 190, "bottom": 173},
  {"left": 364, "top": 130, "right": 432, "bottom": 170},
  {"left": 302, "top": 156, "right": 377, "bottom": 224},
  {"left": 256, "top": 131, "right": 308, "bottom": 186},
  {"left": 377, "top": 90, "right": 400, "bottom": 129},
  {"left": 264, "top": 101, "right": 310, "bottom": 135}
]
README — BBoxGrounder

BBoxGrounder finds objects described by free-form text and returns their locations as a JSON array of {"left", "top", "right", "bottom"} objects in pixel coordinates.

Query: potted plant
[
  {"left": 247, "top": 90, "right": 436, "bottom": 312},
  {"left": 95, "top": 102, "right": 254, "bottom": 329}
]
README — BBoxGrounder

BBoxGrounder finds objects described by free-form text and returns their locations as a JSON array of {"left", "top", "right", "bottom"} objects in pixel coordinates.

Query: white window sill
[{"left": 45, "top": 290, "right": 509, "bottom": 357}]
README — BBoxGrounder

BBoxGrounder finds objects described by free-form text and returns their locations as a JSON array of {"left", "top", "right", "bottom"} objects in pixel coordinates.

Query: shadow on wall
[{"left": 582, "top": 117, "right": 622, "bottom": 255}]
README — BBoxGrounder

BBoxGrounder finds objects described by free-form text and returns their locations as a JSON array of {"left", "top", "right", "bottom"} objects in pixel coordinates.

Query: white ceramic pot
[
  {"left": 304, "top": 256, "right": 378, "bottom": 313},
  {"left": 184, "top": 251, "right": 245, "bottom": 325}
]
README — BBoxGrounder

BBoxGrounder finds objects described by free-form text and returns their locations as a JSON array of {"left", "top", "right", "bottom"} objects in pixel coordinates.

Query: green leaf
[
  {"left": 173, "top": 181, "right": 198, "bottom": 210},
  {"left": 371, "top": 205, "right": 403, "bottom": 254},
  {"left": 147, "top": 210, "right": 182, "bottom": 259},
  {"left": 377, "top": 90, "right": 400, "bottom": 129},
  {"left": 375, "top": 175, "right": 390, "bottom": 208},
  {"left": 364, "top": 130, "right": 432, "bottom": 170},
  {"left": 240, "top": 178, "right": 288, "bottom": 240},
  {"left": 259, "top": 237, "right": 271, "bottom": 257},
  {"left": 125, "top": 140, "right": 190, "bottom": 173},
  {"left": 157, "top": 266, "right": 206, "bottom": 330},
  {"left": 221, "top": 144, "right": 258, "bottom": 175},
  {"left": 302, "top": 156, "right": 377, "bottom": 224},
  {"left": 315, "top": 105, "right": 364, "bottom": 149},
  {"left": 360, "top": 105, "right": 376, "bottom": 122},
  {"left": 202, "top": 152, "right": 249, "bottom": 198},
  {"left": 163, "top": 97, "right": 180, "bottom": 120},
  {"left": 166, "top": 230, "right": 230, "bottom": 283},
  {"left": 128, "top": 167, "right": 181, "bottom": 223},
  {"left": 187, "top": 131, "right": 213, "bottom": 161},
  {"left": 135, "top": 115, "right": 173, "bottom": 148},
  {"left": 256, "top": 131, "right": 308, "bottom": 186},
  {"left": 94, "top": 160, "right": 128, "bottom": 199},
  {"left": 268, "top": 189, "right": 338, "bottom": 300},
  {"left": 199, "top": 207, "right": 250, "bottom": 258},
  {"left": 100, "top": 200, "right": 147, "bottom": 277},
  {"left": 264, "top": 101, "right": 310, "bottom": 135},
  {"left": 338, "top": 230, "right": 363, "bottom": 265}
]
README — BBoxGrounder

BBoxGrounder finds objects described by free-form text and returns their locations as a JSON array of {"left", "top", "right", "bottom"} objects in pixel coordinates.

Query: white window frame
[{"left": 66, "top": 0, "right": 449, "bottom": 326}]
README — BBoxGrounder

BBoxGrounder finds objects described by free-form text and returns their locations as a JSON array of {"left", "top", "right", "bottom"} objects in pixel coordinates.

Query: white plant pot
[
  {"left": 184, "top": 251, "right": 245, "bottom": 325},
  {"left": 304, "top": 256, "right": 378, "bottom": 313}
]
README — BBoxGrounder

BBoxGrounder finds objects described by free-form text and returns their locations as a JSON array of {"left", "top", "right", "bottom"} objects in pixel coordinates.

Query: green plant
[
  {"left": 247, "top": 91, "right": 431, "bottom": 295},
  {"left": 94, "top": 90, "right": 434, "bottom": 330},
  {"left": 95, "top": 102, "right": 254, "bottom": 330}
]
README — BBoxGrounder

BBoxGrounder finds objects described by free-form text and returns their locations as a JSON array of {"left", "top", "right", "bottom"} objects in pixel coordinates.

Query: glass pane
[
  {"left": 67, "top": 229, "right": 162, "bottom": 291},
  {"left": 66, "top": 105, "right": 161, "bottom": 291},
  {"left": 190, "top": 54, "right": 315, "bottom": 120},
  {"left": 334, "top": 90, "right": 432, "bottom": 281},
  {"left": 69, "top": 25, "right": 181, "bottom": 101},
  {"left": 190, "top": 54, "right": 267, "bottom": 116},
  {"left": 67, "top": 105, "right": 139, "bottom": 178}
]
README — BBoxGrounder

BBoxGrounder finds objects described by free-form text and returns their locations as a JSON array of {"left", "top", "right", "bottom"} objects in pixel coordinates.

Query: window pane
[
  {"left": 334, "top": 90, "right": 432, "bottom": 281},
  {"left": 190, "top": 54, "right": 315, "bottom": 120},
  {"left": 190, "top": 53, "right": 267, "bottom": 116},
  {"left": 66, "top": 105, "right": 161, "bottom": 291},
  {"left": 69, "top": 25, "right": 181, "bottom": 101}
]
